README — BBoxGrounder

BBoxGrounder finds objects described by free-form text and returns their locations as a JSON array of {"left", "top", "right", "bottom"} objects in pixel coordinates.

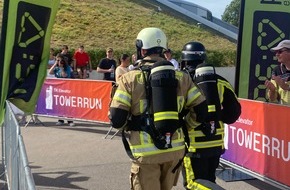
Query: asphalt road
[{"left": 0, "top": 116, "right": 284, "bottom": 190}]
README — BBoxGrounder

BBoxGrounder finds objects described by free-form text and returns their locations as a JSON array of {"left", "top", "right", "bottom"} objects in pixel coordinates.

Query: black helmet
[{"left": 181, "top": 41, "right": 206, "bottom": 62}]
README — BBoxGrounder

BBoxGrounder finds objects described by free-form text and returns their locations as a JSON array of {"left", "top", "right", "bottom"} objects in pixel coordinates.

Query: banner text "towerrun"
[
  {"left": 54, "top": 95, "right": 102, "bottom": 109},
  {"left": 228, "top": 125, "right": 290, "bottom": 162}
]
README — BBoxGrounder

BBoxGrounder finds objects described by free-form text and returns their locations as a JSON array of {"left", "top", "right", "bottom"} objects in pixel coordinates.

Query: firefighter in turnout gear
[
  {"left": 181, "top": 41, "right": 241, "bottom": 190},
  {"left": 109, "top": 28, "right": 208, "bottom": 190}
]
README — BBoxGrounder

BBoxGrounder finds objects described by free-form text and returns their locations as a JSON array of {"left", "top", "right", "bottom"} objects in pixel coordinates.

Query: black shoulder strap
[
  {"left": 121, "top": 67, "right": 153, "bottom": 160},
  {"left": 141, "top": 66, "right": 152, "bottom": 113},
  {"left": 172, "top": 116, "right": 190, "bottom": 173},
  {"left": 121, "top": 129, "right": 137, "bottom": 160}
]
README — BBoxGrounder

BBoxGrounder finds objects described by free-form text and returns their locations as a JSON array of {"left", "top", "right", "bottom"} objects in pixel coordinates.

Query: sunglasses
[
  {"left": 56, "top": 60, "right": 65, "bottom": 64},
  {"left": 275, "top": 49, "right": 290, "bottom": 54}
]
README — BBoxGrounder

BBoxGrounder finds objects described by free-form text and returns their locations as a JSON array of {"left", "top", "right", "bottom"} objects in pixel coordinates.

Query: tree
[{"left": 221, "top": 0, "right": 241, "bottom": 27}]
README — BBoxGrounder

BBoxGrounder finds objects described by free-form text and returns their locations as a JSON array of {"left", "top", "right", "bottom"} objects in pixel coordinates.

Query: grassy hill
[{"left": 0, "top": 0, "right": 237, "bottom": 66}]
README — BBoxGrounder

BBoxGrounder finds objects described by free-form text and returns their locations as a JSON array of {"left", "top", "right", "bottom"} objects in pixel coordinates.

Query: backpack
[
  {"left": 194, "top": 63, "right": 221, "bottom": 137},
  {"left": 128, "top": 60, "right": 184, "bottom": 150},
  {"left": 121, "top": 61, "right": 190, "bottom": 172}
]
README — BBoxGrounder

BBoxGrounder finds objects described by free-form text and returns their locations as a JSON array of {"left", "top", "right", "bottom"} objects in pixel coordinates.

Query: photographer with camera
[{"left": 49, "top": 54, "right": 75, "bottom": 127}]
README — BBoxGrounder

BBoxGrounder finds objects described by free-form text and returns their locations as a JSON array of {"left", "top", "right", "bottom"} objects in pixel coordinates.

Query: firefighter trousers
[
  {"left": 130, "top": 159, "right": 181, "bottom": 190},
  {"left": 182, "top": 155, "right": 220, "bottom": 189}
]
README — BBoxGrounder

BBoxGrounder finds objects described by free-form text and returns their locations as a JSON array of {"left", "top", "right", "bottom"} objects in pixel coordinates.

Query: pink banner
[
  {"left": 223, "top": 99, "right": 290, "bottom": 187},
  {"left": 36, "top": 78, "right": 112, "bottom": 123}
]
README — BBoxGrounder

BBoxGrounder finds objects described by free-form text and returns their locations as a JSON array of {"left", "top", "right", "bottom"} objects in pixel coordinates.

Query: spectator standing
[
  {"left": 48, "top": 48, "right": 55, "bottom": 69},
  {"left": 115, "top": 54, "right": 130, "bottom": 83},
  {"left": 265, "top": 39, "right": 290, "bottom": 105},
  {"left": 97, "top": 47, "right": 117, "bottom": 81},
  {"left": 181, "top": 41, "right": 241, "bottom": 189},
  {"left": 128, "top": 54, "right": 138, "bottom": 71},
  {"left": 164, "top": 48, "right": 179, "bottom": 70},
  {"left": 73, "top": 45, "right": 92, "bottom": 79},
  {"left": 47, "top": 48, "right": 56, "bottom": 78},
  {"left": 61, "top": 45, "right": 74, "bottom": 68},
  {"left": 109, "top": 27, "right": 207, "bottom": 190},
  {"left": 61, "top": 45, "right": 74, "bottom": 78},
  {"left": 49, "top": 53, "right": 75, "bottom": 126},
  {"left": 131, "top": 53, "right": 137, "bottom": 64}
]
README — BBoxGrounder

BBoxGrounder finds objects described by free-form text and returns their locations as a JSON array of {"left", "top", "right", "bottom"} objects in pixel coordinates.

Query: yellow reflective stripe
[
  {"left": 188, "top": 122, "right": 225, "bottom": 152},
  {"left": 151, "top": 65, "right": 175, "bottom": 74},
  {"left": 175, "top": 71, "right": 183, "bottom": 78},
  {"left": 184, "top": 157, "right": 212, "bottom": 190},
  {"left": 177, "top": 96, "right": 185, "bottom": 112},
  {"left": 139, "top": 99, "right": 147, "bottom": 113},
  {"left": 183, "top": 156, "right": 195, "bottom": 186},
  {"left": 187, "top": 181, "right": 212, "bottom": 190},
  {"left": 189, "top": 128, "right": 224, "bottom": 137},
  {"left": 113, "top": 90, "right": 131, "bottom": 107},
  {"left": 189, "top": 139, "right": 224, "bottom": 149},
  {"left": 131, "top": 129, "right": 184, "bottom": 157},
  {"left": 208, "top": 105, "right": 216, "bottom": 112},
  {"left": 217, "top": 82, "right": 224, "bottom": 103},
  {"left": 218, "top": 79, "right": 238, "bottom": 105},
  {"left": 188, "top": 147, "right": 196, "bottom": 152},
  {"left": 218, "top": 79, "right": 236, "bottom": 95},
  {"left": 186, "top": 87, "right": 202, "bottom": 106},
  {"left": 139, "top": 131, "right": 144, "bottom": 144},
  {"left": 130, "top": 139, "right": 185, "bottom": 157},
  {"left": 154, "top": 111, "right": 179, "bottom": 121}
]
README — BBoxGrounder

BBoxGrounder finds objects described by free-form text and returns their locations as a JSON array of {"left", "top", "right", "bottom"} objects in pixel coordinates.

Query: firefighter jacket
[
  {"left": 186, "top": 75, "right": 241, "bottom": 157},
  {"left": 109, "top": 56, "right": 207, "bottom": 163}
]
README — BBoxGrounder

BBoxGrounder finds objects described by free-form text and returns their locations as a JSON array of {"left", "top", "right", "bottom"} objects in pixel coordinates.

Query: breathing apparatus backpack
[
  {"left": 122, "top": 60, "right": 189, "bottom": 171},
  {"left": 126, "top": 60, "right": 182, "bottom": 150},
  {"left": 142, "top": 60, "right": 180, "bottom": 149},
  {"left": 194, "top": 63, "right": 221, "bottom": 137}
]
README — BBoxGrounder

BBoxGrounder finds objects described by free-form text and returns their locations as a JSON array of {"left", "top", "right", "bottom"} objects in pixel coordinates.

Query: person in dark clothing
[
  {"left": 97, "top": 47, "right": 117, "bottom": 81},
  {"left": 180, "top": 41, "right": 241, "bottom": 189}
]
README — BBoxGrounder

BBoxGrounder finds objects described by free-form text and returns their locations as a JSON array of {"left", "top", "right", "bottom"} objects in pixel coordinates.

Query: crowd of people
[{"left": 41, "top": 45, "right": 138, "bottom": 127}]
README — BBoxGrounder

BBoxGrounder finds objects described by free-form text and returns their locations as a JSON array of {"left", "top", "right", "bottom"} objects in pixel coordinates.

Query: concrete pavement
[{"left": 0, "top": 116, "right": 282, "bottom": 190}]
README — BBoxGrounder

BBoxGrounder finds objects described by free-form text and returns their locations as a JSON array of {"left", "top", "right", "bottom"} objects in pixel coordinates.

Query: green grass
[{"left": 0, "top": 0, "right": 237, "bottom": 66}]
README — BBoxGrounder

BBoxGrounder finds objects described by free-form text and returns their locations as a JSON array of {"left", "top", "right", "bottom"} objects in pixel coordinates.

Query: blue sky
[{"left": 184, "top": 0, "right": 233, "bottom": 19}]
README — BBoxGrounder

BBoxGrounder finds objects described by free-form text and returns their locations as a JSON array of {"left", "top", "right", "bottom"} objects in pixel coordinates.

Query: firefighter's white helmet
[{"left": 136, "top": 27, "right": 167, "bottom": 50}]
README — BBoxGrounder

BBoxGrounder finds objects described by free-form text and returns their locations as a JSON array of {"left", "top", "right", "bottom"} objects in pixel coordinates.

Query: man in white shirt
[{"left": 164, "top": 49, "right": 179, "bottom": 70}]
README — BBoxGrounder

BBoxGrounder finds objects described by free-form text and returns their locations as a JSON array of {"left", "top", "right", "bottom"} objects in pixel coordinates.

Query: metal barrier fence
[{"left": 1, "top": 101, "right": 36, "bottom": 190}]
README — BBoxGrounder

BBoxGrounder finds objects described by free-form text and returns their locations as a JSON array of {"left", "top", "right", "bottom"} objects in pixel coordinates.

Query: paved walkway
[{"left": 0, "top": 116, "right": 282, "bottom": 190}]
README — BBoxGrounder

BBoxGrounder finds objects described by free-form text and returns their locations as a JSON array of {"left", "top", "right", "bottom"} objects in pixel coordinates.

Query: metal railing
[{"left": 1, "top": 101, "right": 36, "bottom": 190}]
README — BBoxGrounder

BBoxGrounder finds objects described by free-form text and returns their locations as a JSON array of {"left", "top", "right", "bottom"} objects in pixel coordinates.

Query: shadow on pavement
[
  {"left": 32, "top": 170, "right": 89, "bottom": 190},
  {"left": 25, "top": 121, "right": 115, "bottom": 137}
]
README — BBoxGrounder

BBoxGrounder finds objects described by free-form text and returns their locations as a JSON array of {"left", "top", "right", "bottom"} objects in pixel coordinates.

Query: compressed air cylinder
[
  {"left": 195, "top": 64, "right": 221, "bottom": 121},
  {"left": 150, "top": 61, "right": 179, "bottom": 134}
]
